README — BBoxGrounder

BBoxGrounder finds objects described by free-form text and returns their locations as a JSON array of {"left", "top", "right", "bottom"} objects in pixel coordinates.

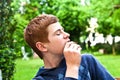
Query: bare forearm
[{"left": 64, "top": 41, "right": 81, "bottom": 79}]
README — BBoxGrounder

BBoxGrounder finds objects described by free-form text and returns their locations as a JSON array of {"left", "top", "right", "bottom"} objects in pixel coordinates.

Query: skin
[
  {"left": 64, "top": 41, "right": 81, "bottom": 79},
  {"left": 36, "top": 22, "right": 81, "bottom": 79}
]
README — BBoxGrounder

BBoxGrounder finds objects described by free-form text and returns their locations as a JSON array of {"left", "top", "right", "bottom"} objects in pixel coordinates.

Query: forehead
[{"left": 47, "top": 22, "right": 63, "bottom": 34}]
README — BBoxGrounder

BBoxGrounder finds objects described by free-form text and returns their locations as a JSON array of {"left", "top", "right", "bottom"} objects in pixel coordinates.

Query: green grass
[
  {"left": 14, "top": 55, "right": 120, "bottom": 80},
  {"left": 14, "top": 58, "right": 44, "bottom": 80},
  {"left": 96, "top": 55, "right": 120, "bottom": 77}
]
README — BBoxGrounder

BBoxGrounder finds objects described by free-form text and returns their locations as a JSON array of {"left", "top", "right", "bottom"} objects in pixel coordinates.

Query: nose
[{"left": 63, "top": 31, "right": 70, "bottom": 39}]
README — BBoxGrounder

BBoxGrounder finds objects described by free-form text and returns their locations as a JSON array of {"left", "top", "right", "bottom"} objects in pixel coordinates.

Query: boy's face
[{"left": 45, "top": 22, "right": 70, "bottom": 55}]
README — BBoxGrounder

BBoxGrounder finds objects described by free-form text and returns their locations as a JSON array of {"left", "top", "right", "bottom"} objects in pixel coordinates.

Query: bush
[
  {"left": 92, "top": 43, "right": 112, "bottom": 54},
  {"left": 0, "top": 0, "right": 16, "bottom": 79},
  {"left": 115, "top": 41, "right": 120, "bottom": 55},
  {"left": 91, "top": 42, "right": 120, "bottom": 55},
  {"left": 0, "top": 49, "right": 16, "bottom": 79}
]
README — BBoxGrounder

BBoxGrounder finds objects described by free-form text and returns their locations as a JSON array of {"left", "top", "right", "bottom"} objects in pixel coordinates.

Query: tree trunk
[{"left": 112, "top": 37, "right": 116, "bottom": 55}]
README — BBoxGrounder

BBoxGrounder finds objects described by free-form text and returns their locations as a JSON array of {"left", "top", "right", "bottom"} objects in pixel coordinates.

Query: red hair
[{"left": 24, "top": 14, "right": 58, "bottom": 59}]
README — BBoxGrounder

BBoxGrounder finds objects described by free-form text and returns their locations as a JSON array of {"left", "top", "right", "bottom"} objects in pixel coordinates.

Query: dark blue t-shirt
[{"left": 33, "top": 54, "right": 115, "bottom": 80}]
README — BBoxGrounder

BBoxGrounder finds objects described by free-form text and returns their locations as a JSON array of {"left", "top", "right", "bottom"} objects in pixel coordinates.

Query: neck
[{"left": 43, "top": 54, "right": 64, "bottom": 69}]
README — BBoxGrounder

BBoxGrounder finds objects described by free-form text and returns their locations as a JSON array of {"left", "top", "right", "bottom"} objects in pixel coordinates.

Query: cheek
[
  {"left": 55, "top": 39, "right": 65, "bottom": 46},
  {"left": 52, "top": 40, "right": 65, "bottom": 51},
  {"left": 57, "top": 41, "right": 66, "bottom": 50},
  {"left": 49, "top": 37, "right": 66, "bottom": 51}
]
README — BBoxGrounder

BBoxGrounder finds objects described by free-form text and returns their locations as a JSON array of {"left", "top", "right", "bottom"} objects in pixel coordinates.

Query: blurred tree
[
  {"left": 56, "top": 0, "right": 91, "bottom": 44},
  {"left": 11, "top": 0, "right": 30, "bottom": 57},
  {"left": 12, "top": 0, "right": 91, "bottom": 56},
  {"left": 11, "top": 0, "right": 120, "bottom": 55},
  {"left": 0, "top": 0, "right": 16, "bottom": 79},
  {"left": 24, "top": 0, "right": 91, "bottom": 43},
  {"left": 90, "top": 0, "right": 120, "bottom": 54}
]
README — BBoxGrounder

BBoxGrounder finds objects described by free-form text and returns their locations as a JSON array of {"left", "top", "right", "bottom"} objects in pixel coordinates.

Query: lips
[
  {"left": 64, "top": 40, "right": 70, "bottom": 46},
  {"left": 67, "top": 39, "right": 70, "bottom": 42}
]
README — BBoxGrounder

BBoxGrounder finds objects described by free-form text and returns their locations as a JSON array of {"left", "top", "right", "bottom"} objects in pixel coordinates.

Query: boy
[{"left": 24, "top": 14, "right": 115, "bottom": 80}]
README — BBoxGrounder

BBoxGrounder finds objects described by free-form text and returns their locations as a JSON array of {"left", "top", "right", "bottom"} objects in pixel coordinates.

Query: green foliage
[
  {"left": 111, "top": 8, "right": 120, "bottom": 35},
  {"left": 13, "top": 13, "right": 29, "bottom": 57},
  {"left": 11, "top": 0, "right": 91, "bottom": 57},
  {"left": 23, "top": 0, "right": 91, "bottom": 43},
  {"left": 56, "top": 0, "right": 90, "bottom": 43},
  {"left": 0, "top": 0, "right": 16, "bottom": 79},
  {"left": 90, "top": 0, "right": 120, "bottom": 54},
  {"left": 11, "top": 0, "right": 31, "bottom": 57},
  {"left": 0, "top": 49, "right": 16, "bottom": 80},
  {"left": 89, "top": 0, "right": 120, "bottom": 37},
  {"left": 11, "top": 0, "right": 120, "bottom": 57}
]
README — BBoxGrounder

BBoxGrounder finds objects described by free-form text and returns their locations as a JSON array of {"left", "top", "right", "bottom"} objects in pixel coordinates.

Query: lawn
[
  {"left": 96, "top": 55, "right": 120, "bottom": 77},
  {"left": 14, "top": 58, "right": 44, "bottom": 80},
  {"left": 14, "top": 55, "right": 120, "bottom": 80}
]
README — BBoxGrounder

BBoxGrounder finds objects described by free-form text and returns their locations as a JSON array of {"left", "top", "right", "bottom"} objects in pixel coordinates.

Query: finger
[
  {"left": 69, "top": 43, "right": 76, "bottom": 49},
  {"left": 77, "top": 47, "right": 82, "bottom": 53},
  {"left": 65, "top": 41, "right": 75, "bottom": 48},
  {"left": 74, "top": 45, "right": 80, "bottom": 50},
  {"left": 76, "top": 45, "right": 82, "bottom": 50},
  {"left": 72, "top": 44, "right": 82, "bottom": 52}
]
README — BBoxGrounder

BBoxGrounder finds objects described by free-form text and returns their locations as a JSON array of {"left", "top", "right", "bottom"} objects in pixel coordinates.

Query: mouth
[
  {"left": 67, "top": 39, "right": 70, "bottom": 42},
  {"left": 64, "top": 40, "right": 70, "bottom": 46},
  {"left": 64, "top": 39, "right": 70, "bottom": 46}
]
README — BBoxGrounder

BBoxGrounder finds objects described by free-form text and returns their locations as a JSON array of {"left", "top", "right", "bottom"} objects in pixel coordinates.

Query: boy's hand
[{"left": 63, "top": 41, "right": 82, "bottom": 79}]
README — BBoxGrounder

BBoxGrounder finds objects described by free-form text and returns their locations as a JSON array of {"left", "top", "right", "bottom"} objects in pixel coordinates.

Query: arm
[{"left": 63, "top": 41, "right": 82, "bottom": 79}]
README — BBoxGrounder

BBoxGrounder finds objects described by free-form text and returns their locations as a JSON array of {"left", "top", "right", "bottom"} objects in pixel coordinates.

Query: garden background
[{"left": 0, "top": 0, "right": 120, "bottom": 80}]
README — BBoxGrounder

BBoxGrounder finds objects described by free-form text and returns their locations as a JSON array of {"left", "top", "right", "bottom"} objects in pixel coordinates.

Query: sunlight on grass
[{"left": 14, "top": 55, "right": 120, "bottom": 80}]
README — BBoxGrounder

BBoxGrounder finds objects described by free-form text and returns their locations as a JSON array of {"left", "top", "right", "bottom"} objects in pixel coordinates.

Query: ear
[{"left": 36, "top": 42, "right": 47, "bottom": 52}]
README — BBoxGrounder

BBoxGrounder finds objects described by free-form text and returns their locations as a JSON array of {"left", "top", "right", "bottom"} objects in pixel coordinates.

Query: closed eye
[
  {"left": 56, "top": 30, "right": 61, "bottom": 35},
  {"left": 54, "top": 28, "right": 64, "bottom": 36}
]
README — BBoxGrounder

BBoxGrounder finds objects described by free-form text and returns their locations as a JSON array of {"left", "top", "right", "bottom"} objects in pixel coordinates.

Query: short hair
[{"left": 24, "top": 14, "right": 58, "bottom": 59}]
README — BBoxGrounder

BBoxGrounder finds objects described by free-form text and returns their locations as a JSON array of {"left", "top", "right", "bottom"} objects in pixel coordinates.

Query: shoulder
[
  {"left": 81, "top": 54, "right": 97, "bottom": 66},
  {"left": 32, "top": 76, "right": 45, "bottom": 80},
  {"left": 32, "top": 67, "right": 45, "bottom": 80},
  {"left": 81, "top": 54, "right": 95, "bottom": 61}
]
